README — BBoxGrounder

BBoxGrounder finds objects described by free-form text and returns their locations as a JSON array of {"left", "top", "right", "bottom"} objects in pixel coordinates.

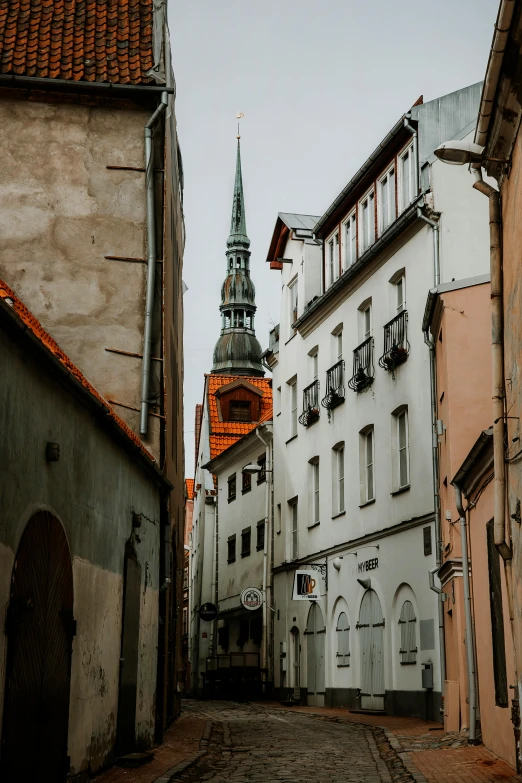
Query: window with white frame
[
  {"left": 290, "top": 499, "right": 298, "bottom": 559},
  {"left": 327, "top": 232, "right": 339, "bottom": 288},
  {"left": 332, "top": 442, "right": 345, "bottom": 515},
  {"left": 309, "top": 458, "right": 320, "bottom": 525},
  {"left": 309, "top": 347, "right": 319, "bottom": 382},
  {"left": 289, "top": 279, "right": 298, "bottom": 331},
  {"left": 396, "top": 274, "right": 406, "bottom": 313},
  {"left": 399, "top": 600, "right": 417, "bottom": 664},
  {"left": 393, "top": 407, "right": 410, "bottom": 490},
  {"left": 360, "top": 426, "right": 375, "bottom": 503},
  {"left": 343, "top": 211, "right": 357, "bottom": 269},
  {"left": 359, "top": 301, "right": 372, "bottom": 342},
  {"left": 289, "top": 378, "right": 297, "bottom": 438},
  {"left": 379, "top": 166, "right": 396, "bottom": 233},
  {"left": 336, "top": 612, "right": 350, "bottom": 666},
  {"left": 359, "top": 190, "right": 375, "bottom": 254},
  {"left": 399, "top": 144, "right": 417, "bottom": 210}
]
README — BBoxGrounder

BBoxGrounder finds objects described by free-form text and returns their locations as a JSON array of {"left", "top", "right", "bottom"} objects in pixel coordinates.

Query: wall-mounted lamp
[
  {"left": 357, "top": 578, "right": 371, "bottom": 590},
  {"left": 333, "top": 557, "right": 343, "bottom": 571}
]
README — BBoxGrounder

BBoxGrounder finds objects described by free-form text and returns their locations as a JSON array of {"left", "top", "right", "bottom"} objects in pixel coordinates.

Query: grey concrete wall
[
  {"left": 0, "top": 95, "right": 161, "bottom": 457},
  {"left": 0, "top": 323, "right": 162, "bottom": 775}
]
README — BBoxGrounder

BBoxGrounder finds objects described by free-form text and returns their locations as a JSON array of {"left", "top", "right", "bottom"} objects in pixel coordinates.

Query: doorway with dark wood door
[
  {"left": 116, "top": 550, "right": 142, "bottom": 755},
  {"left": 0, "top": 511, "right": 75, "bottom": 783}
]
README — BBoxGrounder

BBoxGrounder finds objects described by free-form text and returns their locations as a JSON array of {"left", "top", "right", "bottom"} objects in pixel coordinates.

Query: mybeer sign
[{"left": 293, "top": 569, "right": 321, "bottom": 600}]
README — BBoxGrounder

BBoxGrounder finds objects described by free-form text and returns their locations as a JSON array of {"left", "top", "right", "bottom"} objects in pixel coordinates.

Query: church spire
[{"left": 212, "top": 137, "right": 264, "bottom": 377}]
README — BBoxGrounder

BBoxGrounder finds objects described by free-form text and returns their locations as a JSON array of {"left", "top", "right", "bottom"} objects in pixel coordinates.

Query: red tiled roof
[
  {"left": 185, "top": 478, "right": 194, "bottom": 500},
  {"left": 0, "top": 0, "right": 154, "bottom": 84},
  {"left": 207, "top": 374, "right": 272, "bottom": 460},
  {"left": 0, "top": 280, "right": 157, "bottom": 465}
]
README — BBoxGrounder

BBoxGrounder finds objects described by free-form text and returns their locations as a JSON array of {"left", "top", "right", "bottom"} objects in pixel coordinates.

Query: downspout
[
  {"left": 256, "top": 427, "right": 272, "bottom": 692},
  {"left": 209, "top": 493, "right": 218, "bottom": 656},
  {"left": 140, "top": 91, "right": 168, "bottom": 436},
  {"left": 453, "top": 484, "right": 478, "bottom": 743}
]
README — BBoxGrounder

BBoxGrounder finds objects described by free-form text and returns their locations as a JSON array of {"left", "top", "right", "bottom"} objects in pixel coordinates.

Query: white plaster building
[{"left": 263, "top": 83, "right": 490, "bottom": 720}]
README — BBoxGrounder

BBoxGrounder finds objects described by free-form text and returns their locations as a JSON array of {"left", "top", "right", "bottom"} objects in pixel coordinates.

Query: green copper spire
[{"left": 227, "top": 139, "right": 250, "bottom": 249}]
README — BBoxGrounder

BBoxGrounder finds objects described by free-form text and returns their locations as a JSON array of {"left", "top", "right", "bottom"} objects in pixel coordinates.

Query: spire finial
[{"left": 236, "top": 111, "right": 244, "bottom": 140}]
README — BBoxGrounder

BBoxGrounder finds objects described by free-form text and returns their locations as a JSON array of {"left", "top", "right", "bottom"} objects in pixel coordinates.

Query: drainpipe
[
  {"left": 256, "top": 427, "right": 272, "bottom": 692},
  {"left": 453, "top": 484, "right": 478, "bottom": 743},
  {"left": 424, "top": 327, "right": 446, "bottom": 702},
  {"left": 140, "top": 91, "right": 169, "bottom": 436}
]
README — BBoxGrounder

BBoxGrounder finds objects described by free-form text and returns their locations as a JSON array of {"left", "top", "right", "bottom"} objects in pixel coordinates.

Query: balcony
[
  {"left": 299, "top": 380, "right": 320, "bottom": 427},
  {"left": 321, "top": 360, "right": 345, "bottom": 411},
  {"left": 347, "top": 337, "right": 374, "bottom": 392},
  {"left": 379, "top": 310, "right": 409, "bottom": 374}
]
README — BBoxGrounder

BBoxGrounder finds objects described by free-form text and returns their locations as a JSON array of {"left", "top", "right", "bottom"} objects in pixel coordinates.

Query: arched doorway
[
  {"left": 359, "top": 589, "right": 385, "bottom": 711},
  {"left": 290, "top": 626, "right": 301, "bottom": 700},
  {"left": 306, "top": 603, "right": 325, "bottom": 707},
  {"left": 1, "top": 511, "right": 74, "bottom": 782}
]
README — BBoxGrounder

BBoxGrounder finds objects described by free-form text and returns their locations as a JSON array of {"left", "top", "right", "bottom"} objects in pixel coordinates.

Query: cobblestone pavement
[{"left": 175, "top": 700, "right": 414, "bottom": 783}]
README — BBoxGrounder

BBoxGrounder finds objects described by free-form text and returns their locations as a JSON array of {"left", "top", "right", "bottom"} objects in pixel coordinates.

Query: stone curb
[
  {"left": 382, "top": 729, "right": 428, "bottom": 783},
  {"left": 154, "top": 720, "right": 212, "bottom": 782}
]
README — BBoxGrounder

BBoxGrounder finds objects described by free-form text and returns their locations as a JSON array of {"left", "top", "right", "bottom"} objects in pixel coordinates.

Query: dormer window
[{"left": 229, "top": 400, "right": 251, "bottom": 422}]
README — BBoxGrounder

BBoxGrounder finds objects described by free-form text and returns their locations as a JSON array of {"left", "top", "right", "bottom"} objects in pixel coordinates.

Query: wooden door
[
  {"left": 306, "top": 603, "right": 325, "bottom": 707},
  {"left": 116, "top": 553, "right": 142, "bottom": 754},
  {"left": 1, "top": 512, "right": 74, "bottom": 783},
  {"left": 359, "top": 590, "right": 385, "bottom": 711}
]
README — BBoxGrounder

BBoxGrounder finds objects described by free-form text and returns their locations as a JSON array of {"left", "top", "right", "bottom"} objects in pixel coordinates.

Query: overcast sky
[{"left": 169, "top": 0, "right": 498, "bottom": 477}]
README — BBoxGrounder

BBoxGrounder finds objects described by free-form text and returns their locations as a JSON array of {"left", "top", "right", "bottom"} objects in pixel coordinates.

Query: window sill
[
  {"left": 332, "top": 511, "right": 346, "bottom": 520},
  {"left": 307, "top": 521, "right": 320, "bottom": 530},
  {"left": 241, "top": 552, "right": 251, "bottom": 558},
  {"left": 391, "top": 484, "right": 410, "bottom": 496},
  {"left": 227, "top": 558, "right": 236, "bottom": 564},
  {"left": 241, "top": 487, "right": 252, "bottom": 495},
  {"left": 336, "top": 664, "right": 350, "bottom": 668},
  {"left": 286, "top": 435, "right": 298, "bottom": 445},
  {"left": 256, "top": 544, "right": 264, "bottom": 551},
  {"left": 359, "top": 499, "right": 376, "bottom": 508},
  {"left": 228, "top": 497, "right": 236, "bottom": 504}
]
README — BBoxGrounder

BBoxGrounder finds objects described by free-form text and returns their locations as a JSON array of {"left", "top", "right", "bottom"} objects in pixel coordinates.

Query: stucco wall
[
  {"left": 0, "top": 324, "right": 161, "bottom": 775},
  {"left": 0, "top": 95, "right": 161, "bottom": 456}
]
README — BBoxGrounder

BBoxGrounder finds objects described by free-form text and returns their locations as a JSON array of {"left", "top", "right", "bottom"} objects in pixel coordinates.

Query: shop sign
[
  {"left": 241, "top": 587, "right": 263, "bottom": 611},
  {"left": 357, "top": 558, "right": 379, "bottom": 574},
  {"left": 292, "top": 563, "right": 327, "bottom": 600},
  {"left": 199, "top": 602, "right": 218, "bottom": 621}
]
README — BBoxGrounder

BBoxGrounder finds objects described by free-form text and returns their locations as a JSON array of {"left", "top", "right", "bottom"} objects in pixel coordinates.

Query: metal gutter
[
  {"left": 313, "top": 114, "right": 409, "bottom": 235},
  {"left": 295, "top": 202, "right": 419, "bottom": 329},
  {"left": 475, "top": 0, "right": 517, "bottom": 147},
  {"left": 0, "top": 299, "right": 172, "bottom": 491},
  {"left": 0, "top": 73, "right": 174, "bottom": 99},
  {"left": 422, "top": 273, "right": 491, "bottom": 333}
]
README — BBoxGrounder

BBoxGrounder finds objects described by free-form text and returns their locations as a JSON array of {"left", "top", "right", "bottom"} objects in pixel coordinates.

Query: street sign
[
  {"left": 199, "top": 602, "right": 218, "bottom": 621},
  {"left": 240, "top": 587, "right": 263, "bottom": 611}
]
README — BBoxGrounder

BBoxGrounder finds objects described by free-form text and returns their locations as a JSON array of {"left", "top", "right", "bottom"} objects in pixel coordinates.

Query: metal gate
[
  {"left": 305, "top": 603, "right": 325, "bottom": 707},
  {"left": 1, "top": 511, "right": 74, "bottom": 782},
  {"left": 359, "top": 590, "right": 385, "bottom": 711}
]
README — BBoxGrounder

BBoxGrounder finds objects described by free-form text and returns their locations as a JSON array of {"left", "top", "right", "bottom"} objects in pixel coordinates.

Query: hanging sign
[
  {"left": 292, "top": 569, "right": 324, "bottom": 601},
  {"left": 199, "top": 602, "right": 218, "bottom": 621},
  {"left": 240, "top": 587, "right": 263, "bottom": 611}
]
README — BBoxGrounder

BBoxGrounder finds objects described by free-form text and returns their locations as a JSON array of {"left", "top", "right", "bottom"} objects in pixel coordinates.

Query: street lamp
[
  {"left": 434, "top": 139, "right": 507, "bottom": 166},
  {"left": 243, "top": 462, "right": 272, "bottom": 474}
]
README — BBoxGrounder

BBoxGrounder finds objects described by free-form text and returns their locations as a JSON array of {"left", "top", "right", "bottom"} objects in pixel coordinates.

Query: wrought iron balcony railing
[
  {"left": 378, "top": 310, "right": 409, "bottom": 374},
  {"left": 299, "top": 379, "right": 320, "bottom": 426},
  {"left": 321, "top": 360, "right": 345, "bottom": 410},
  {"left": 347, "top": 337, "right": 374, "bottom": 392}
]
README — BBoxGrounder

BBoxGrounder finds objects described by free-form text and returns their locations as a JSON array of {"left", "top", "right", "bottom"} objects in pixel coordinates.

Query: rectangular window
[
  {"left": 487, "top": 520, "right": 508, "bottom": 706},
  {"left": 310, "top": 349, "right": 318, "bottom": 381},
  {"left": 344, "top": 212, "right": 357, "bottom": 268},
  {"left": 289, "top": 280, "right": 298, "bottom": 331},
  {"left": 396, "top": 275, "right": 406, "bottom": 313},
  {"left": 289, "top": 379, "right": 298, "bottom": 438},
  {"left": 290, "top": 500, "right": 298, "bottom": 559},
  {"left": 242, "top": 469, "right": 252, "bottom": 493},
  {"left": 337, "top": 331, "right": 343, "bottom": 362},
  {"left": 228, "top": 473, "right": 236, "bottom": 502},
  {"left": 363, "top": 304, "right": 372, "bottom": 341},
  {"left": 360, "top": 191, "right": 375, "bottom": 253},
  {"left": 183, "top": 566, "right": 189, "bottom": 590},
  {"left": 379, "top": 166, "right": 396, "bottom": 233},
  {"left": 229, "top": 400, "right": 251, "bottom": 422},
  {"left": 310, "top": 459, "right": 320, "bottom": 524},
  {"left": 400, "top": 145, "right": 416, "bottom": 210},
  {"left": 228, "top": 534, "right": 236, "bottom": 563},
  {"left": 333, "top": 444, "right": 345, "bottom": 515},
  {"left": 257, "top": 454, "right": 266, "bottom": 484},
  {"left": 327, "top": 233, "right": 339, "bottom": 288},
  {"left": 360, "top": 428, "right": 375, "bottom": 503},
  {"left": 257, "top": 520, "right": 265, "bottom": 550},
  {"left": 397, "top": 410, "right": 409, "bottom": 489},
  {"left": 241, "top": 527, "right": 251, "bottom": 558}
]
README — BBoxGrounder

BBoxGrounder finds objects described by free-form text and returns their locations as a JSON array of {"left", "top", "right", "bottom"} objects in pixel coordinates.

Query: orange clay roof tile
[
  {"left": 0, "top": 0, "right": 155, "bottom": 84},
  {"left": 206, "top": 374, "right": 273, "bottom": 460},
  {"left": 185, "top": 478, "right": 194, "bottom": 500},
  {"left": 0, "top": 279, "right": 158, "bottom": 468}
]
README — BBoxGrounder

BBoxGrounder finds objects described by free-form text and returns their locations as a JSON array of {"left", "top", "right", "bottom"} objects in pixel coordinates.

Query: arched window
[
  {"left": 224, "top": 311, "right": 231, "bottom": 328},
  {"left": 399, "top": 600, "right": 417, "bottom": 664},
  {"left": 236, "top": 256, "right": 241, "bottom": 268},
  {"left": 336, "top": 611, "right": 350, "bottom": 666}
]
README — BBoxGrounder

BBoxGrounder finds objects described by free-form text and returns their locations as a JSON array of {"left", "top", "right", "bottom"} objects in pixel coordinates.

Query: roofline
[
  {"left": 313, "top": 113, "right": 410, "bottom": 236},
  {"left": 0, "top": 74, "right": 173, "bottom": 101},
  {"left": 0, "top": 296, "right": 172, "bottom": 492},
  {"left": 203, "top": 421, "right": 273, "bottom": 473},
  {"left": 422, "top": 273, "right": 491, "bottom": 333},
  {"left": 452, "top": 429, "right": 493, "bottom": 490}
]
